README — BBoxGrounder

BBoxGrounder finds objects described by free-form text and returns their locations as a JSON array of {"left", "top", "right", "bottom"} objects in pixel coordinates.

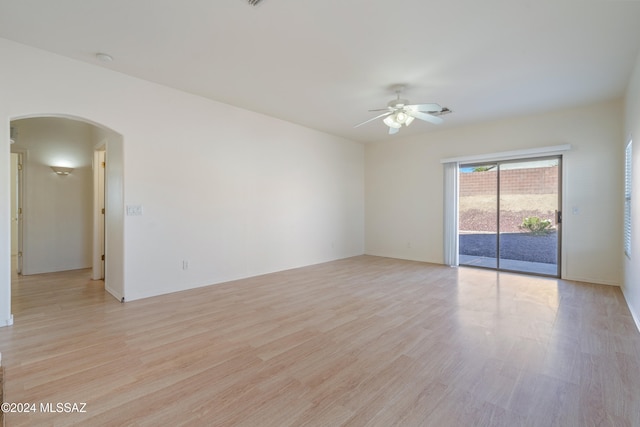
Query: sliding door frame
[{"left": 458, "top": 155, "right": 562, "bottom": 278}]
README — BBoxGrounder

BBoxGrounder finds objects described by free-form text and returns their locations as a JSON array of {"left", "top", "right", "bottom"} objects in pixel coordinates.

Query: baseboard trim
[
  {"left": 561, "top": 275, "right": 620, "bottom": 287},
  {"left": 622, "top": 288, "right": 640, "bottom": 333},
  {"left": 105, "top": 286, "right": 123, "bottom": 303},
  {"left": 1, "top": 315, "right": 13, "bottom": 327}
]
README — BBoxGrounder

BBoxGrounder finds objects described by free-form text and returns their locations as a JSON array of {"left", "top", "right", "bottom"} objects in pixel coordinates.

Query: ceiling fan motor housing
[{"left": 388, "top": 98, "right": 410, "bottom": 109}]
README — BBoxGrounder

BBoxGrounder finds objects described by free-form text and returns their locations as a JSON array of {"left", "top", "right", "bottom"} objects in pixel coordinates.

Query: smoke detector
[{"left": 96, "top": 53, "right": 113, "bottom": 62}]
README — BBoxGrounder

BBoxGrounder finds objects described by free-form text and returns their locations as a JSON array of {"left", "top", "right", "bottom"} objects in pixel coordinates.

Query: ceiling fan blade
[
  {"left": 408, "top": 103, "right": 442, "bottom": 113},
  {"left": 368, "top": 108, "right": 392, "bottom": 112},
  {"left": 354, "top": 111, "right": 392, "bottom": 128},
  {"left": 388, "top": 126, "right": 399, "bottom": 135},
  {"left": 408, "top": 110, "right": 444, "bottom": 125}
]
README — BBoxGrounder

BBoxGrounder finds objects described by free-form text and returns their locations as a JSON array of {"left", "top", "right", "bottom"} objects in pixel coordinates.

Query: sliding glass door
[{"left": 458, "top": 156, "right": 561, "bottom": 277}]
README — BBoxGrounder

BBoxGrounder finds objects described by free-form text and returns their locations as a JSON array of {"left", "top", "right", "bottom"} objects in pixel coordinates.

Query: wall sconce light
[{"left": 51, "top": 166, "right": 74, "bottom": 176}]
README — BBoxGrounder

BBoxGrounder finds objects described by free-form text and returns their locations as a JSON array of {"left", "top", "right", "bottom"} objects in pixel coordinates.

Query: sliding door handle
[{"left": 555, "top": 210, "right": 562, "bottom": 224}]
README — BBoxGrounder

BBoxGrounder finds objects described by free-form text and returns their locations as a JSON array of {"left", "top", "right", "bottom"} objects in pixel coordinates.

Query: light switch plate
[{"left": 126, "top": 205, "right": 143, "bottom": 216}]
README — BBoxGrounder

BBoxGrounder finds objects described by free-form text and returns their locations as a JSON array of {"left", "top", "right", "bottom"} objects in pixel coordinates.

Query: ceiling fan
[{"left": 355, "top": 86, "right": 451, "bottom": 135}]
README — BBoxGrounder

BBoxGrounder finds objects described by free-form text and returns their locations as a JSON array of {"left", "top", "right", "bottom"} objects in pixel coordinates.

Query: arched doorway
[{"left": 7, "top": 115, "right": 124, "bottom": 320}]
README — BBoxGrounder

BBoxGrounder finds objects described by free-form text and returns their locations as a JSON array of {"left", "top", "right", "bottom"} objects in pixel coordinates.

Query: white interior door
[{"left": 92, "top": 149, "right": 106, "bottom": 280}]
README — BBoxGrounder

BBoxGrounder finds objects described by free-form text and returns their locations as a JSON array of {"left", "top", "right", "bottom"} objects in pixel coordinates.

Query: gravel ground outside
[
  {"left": 459, "top": 232, "right": 558, "bottom": 264},
  {"left": 459, "top": 202, "right": 558, "bottom": 264}
]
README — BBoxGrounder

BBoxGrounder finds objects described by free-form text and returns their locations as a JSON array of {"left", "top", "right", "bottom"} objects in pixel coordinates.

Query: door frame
[
  {"left": 11, "top": 152, "right": 27, "bottom": 274},
  {"left": 10, "top": 149, "right": 26, "bottom": 275}
]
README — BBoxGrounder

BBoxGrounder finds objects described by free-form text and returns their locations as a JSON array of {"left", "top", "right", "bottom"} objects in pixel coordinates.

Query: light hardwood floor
[{"left": 1, "top": 255, "right": 639, "bottom": 426}]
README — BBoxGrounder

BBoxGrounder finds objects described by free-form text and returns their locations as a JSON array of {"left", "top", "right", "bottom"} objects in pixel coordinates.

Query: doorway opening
[
  {"left": 8, "top": 115, "right": 124, "bottom": 314},
  {"left": 458, "top": 156, "right": 562, "bottom": 277}
]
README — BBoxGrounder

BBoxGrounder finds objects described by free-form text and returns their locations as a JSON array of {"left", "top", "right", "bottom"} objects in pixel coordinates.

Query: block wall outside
[{"left": 459, "top": 166, "right": 559, "bottom": 196}]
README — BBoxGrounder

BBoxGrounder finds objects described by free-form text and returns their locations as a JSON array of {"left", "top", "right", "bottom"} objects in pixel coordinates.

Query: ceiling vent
[{"left": 247, "top": 0, "right": 263, "bottom": 6}]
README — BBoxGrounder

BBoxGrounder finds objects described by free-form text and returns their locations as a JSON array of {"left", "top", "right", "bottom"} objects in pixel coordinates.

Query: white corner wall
[
  {"left": 624, "top": 50, "right": 640, "bottom": 329},
  {"left": 366, "top": 99, "right": 624, "bottom": 286},
  {"left": 0, "top": 38, "right": 364, "bottom": 325},
  {"left": 12, "top": 118, "right": 94, "bottom": 275}
]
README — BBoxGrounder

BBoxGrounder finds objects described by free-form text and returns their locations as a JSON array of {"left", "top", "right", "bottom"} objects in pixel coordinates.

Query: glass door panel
[
  {"left": 458, "top": 163, "right": 498, "bottom": 269},
  {"left": 498, "top": 158, "right": 560, "bottom": 276}
]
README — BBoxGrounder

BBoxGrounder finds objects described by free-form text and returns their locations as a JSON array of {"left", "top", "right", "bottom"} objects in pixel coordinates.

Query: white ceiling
[{"left": 1, "top": 0, "right": 640, "bottom": 143}]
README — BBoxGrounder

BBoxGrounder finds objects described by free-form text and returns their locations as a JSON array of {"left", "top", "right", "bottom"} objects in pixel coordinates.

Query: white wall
[
  {"left": 0, "top": 38, "right": 364, "bottom": 324},
  {"left": 11, "top": 118, "right": 94, "bottom": 274},
  {"left": 366, "top": 99, "right": 624, "bottom": 286},
  {"left": 624, "top": 51, "right": 640, "bottom": 329}
]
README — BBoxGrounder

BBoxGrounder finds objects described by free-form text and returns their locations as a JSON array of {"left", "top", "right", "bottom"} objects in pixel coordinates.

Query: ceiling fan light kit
[
  {"left": 355, "top": 85, "right": 451, "bottom": 135},
  {"left": 383, "top": 115, "right": 402, "bottom": 129}
]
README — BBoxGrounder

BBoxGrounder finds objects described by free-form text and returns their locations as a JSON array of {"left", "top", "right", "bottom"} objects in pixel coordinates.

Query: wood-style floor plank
[{"left": 1, "top": 255, "right": 640, "bottom": 426}]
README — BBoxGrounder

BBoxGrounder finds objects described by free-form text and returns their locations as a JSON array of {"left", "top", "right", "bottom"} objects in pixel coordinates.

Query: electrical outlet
[{"left": 182, "top": 260, "right": 189, "bottom": 270}]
